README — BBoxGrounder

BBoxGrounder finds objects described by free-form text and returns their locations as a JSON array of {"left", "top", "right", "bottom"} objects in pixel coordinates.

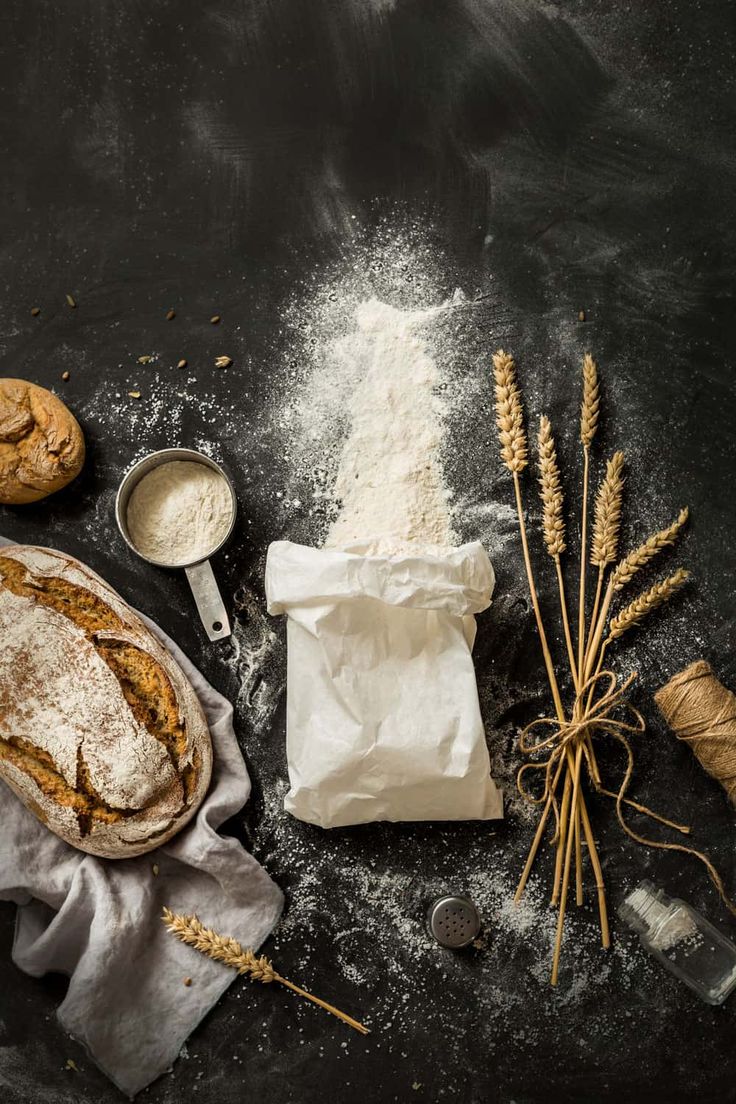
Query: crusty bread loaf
[
  {"left": 0, "top": 379, "right": 85, "bottom": 504},
  {"left": 0, "top": 545, "right": 212, "bottom": 858}
]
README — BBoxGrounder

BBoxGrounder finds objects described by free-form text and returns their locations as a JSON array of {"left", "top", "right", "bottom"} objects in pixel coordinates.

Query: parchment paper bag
[{"left": 265, "top": 540, "right": 503, "bottom": 828}]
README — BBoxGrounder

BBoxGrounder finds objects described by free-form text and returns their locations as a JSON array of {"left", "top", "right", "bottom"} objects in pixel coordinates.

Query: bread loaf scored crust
[
  {"left": 0, "top": 379, "right": 85, "bottom": 504},
  {"left": 0, "top": 545, "right": 213, "bottom": 857}
]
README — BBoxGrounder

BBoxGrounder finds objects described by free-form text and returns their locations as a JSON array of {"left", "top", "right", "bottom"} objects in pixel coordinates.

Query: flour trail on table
[{"left": 324, "top": 297, "right": 456, "bottom": 552}]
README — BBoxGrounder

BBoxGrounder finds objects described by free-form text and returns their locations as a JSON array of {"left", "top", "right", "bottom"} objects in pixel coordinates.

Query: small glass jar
[{"left": 619, "top": 880, "right": 736, "bottom": 1005}]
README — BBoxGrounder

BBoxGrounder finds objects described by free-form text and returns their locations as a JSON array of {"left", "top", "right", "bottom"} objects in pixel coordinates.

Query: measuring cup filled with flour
[{"left": 116, "top": 448, "right": 236, "bottom": 641}]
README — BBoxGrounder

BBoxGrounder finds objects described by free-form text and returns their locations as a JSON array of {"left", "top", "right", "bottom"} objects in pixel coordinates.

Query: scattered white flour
[
  {"left": 126, "top": 460, "right": 233, "bottom": 566},
  {"left": 324, "top": 298, "right": 455, "bottom": 551}
]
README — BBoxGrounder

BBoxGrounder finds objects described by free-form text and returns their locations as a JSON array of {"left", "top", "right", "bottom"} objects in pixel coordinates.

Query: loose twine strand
[{"left": 518, "top": 669, "right": 736, "bottom": 917}]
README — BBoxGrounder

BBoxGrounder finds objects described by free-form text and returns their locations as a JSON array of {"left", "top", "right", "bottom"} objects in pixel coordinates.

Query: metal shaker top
[{"left": 427, "top": 895, "right": 481, "bottom": 948}]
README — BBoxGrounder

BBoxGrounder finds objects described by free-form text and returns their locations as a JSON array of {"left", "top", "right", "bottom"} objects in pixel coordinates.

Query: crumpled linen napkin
[{"left": 0, "top": 540, "right": 284, "bottom": 1098}]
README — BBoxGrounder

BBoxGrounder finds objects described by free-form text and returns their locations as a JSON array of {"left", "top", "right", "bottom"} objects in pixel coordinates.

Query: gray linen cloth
[{"left": 0, "top": 542, "right": 284, "bottom": 1097}]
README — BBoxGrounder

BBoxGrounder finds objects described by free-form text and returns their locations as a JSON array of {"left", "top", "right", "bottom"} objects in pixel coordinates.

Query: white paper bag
[{"left": 265, "top": 540, "right": 503, "bottom": 828}]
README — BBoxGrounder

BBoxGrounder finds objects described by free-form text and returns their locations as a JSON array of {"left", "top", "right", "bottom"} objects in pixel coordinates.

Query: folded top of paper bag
[{"left": 265, "top": 539, "right": 495, "bottom": 617}]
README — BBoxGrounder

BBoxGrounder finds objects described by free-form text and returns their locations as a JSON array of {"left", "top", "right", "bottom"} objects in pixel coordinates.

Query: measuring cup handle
[{"left": 184, "top": 560, "right": 231, "bottom": 641}]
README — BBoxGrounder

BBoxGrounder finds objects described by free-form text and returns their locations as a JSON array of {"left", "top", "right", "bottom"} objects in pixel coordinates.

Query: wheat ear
[
  {"left": 538, "top": 415, "right": 566, "bottom": 557},
  {"left": 580, "top": 353, "right": 600, "bottom": 450},
  {"left": 577, "top": 353, "right": 599, "bottom": 676},
  {"left": 493, "top": 349, "right": 528, "bottom": 473},
  {"left": 162, "top": 908, "right": 370, "bottom": 1035},
  {"left": 590, "top": 451, "right": 626, "bottom": 568},
  {"left": 584, "top": 451, "right": 625, "bottom": 666},
  {"left": 538, "top": 415, "right": 577, "bottom": 687},
  {"left": 607, "top": 568, "right": 690, "bottom": 641},
  {"left": 611, "top": 508, "right": 689, "bottom": 591}
]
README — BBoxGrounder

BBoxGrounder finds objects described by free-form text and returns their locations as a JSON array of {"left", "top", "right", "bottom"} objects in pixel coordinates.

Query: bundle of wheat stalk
[{"left": 493, "top": 350, "right": 695, "bottom": 984}]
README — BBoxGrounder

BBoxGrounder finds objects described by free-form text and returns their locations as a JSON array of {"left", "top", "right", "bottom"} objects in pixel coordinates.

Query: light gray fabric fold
[{"left": 0, "top": 541, "right": 283, "bottom": 1098}]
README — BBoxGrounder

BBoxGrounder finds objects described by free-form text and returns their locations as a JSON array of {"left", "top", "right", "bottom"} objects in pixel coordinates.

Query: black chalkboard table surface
[{"left": 1, "top": 2, "right": 735, "bottom": 1102}]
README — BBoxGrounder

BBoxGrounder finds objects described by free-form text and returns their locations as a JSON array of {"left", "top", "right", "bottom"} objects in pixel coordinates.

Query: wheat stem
[
  {"left": 555, "top": 557, "right": 579, "bottom": 691},
  {"left": 577, "top": 449, "right": 591, "bottom": 681},
  {"left": 585, "top": 567, "right": 605, "bottom": 665},
  {"left": 551, "top": 771, "right": 572, "bottom": 905},
  {"left": 513, "top": 474, "right": 565, "bottom": 719},
  {"left": 551, "top": 743, "right": 586, "bottom": 985},
  {"left": 162, "top": 908, "right": 370, "bottom": 1036},
  {"left": 514, "top": 753, "right": 566, "bottom": 901},
  {"left": 574, "top": 801, "right": 583, "bottom": 906}
]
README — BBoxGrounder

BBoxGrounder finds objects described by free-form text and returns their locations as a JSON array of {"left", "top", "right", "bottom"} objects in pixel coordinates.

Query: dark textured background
[{"left": 1, "top": 1, "right": 736, "bottom": 1102}]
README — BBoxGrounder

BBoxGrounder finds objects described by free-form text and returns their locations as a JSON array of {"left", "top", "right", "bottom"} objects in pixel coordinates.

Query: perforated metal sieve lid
[{"left": 427, "top": 895, "right": 481, "bottom": 949}]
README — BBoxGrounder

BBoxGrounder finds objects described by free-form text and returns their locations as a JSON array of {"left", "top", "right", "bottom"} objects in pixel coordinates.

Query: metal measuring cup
[{"left": 115, "top": 448, "right": 237, "bottom": 642}]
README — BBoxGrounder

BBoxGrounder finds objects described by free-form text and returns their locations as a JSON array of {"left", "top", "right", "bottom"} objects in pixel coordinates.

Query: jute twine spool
[{"left": 655, "top": 659, "right": 736, "bottom": 805}]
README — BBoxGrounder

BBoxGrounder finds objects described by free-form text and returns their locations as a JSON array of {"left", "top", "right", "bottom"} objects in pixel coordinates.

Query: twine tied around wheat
[{"left": 515, "top": 668, "right": 736, "bottom": 916}]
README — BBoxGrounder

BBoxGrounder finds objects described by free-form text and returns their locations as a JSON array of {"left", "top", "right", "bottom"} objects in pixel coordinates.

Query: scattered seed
[
  {"left": 183, "top": 977, "right": 192, "bottom": 987},
  {"left": 30, "top": 307, "right": 41, "bottom": 317},
  {"left": 166, "top": 309, "right": 176, "bottom": 320},
  {"left": 152, "top": 863, "right": 159, "bottom": 875},
  {"left": 210, "top": 314, "right": 221, "bottom": 324},
  {"left": 214, "top": 356, "right": 232, "bottom": 368},
  {"left": 137, "top": 355, "right": 153, "bottom": 364},
  {"left": 61, "top": 371, "right": 70, "bottom": 381},
  {"left": 128, "top": 390, "right": 141, "bottom": 399},
  {"left": 578, "top": 309, "right": 586, "bottom": 322},
  {"left": 177, "top": 358, "right": 187, "bottom": 369},
  {"left": 66, "top": 294, "right": 77, "bottom": 309}
]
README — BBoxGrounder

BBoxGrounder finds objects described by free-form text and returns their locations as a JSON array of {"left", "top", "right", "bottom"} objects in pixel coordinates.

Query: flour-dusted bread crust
[
  {"left": 0, "top": 379, "right": 85, "bottom": 504},
  {"left": 0, "top": 545, "right": 213, "bottom": 858}
]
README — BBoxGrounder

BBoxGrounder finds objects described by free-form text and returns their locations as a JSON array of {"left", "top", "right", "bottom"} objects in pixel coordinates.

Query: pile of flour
[{"left": 323, "top": 297, "right": 456, "bottom": 553}]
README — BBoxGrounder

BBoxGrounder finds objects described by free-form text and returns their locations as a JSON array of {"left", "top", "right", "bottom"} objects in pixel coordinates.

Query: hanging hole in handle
[{"left": 212, "top": 621, "right": 223, "bottom": 633}]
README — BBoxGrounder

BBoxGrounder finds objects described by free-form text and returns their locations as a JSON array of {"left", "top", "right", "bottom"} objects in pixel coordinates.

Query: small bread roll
[{"left": 0, "top": 378, "right": 85, "bottom": 504}]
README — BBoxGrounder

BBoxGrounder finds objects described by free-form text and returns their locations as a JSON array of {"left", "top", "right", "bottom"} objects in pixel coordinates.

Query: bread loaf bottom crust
[{"left": 0, "top": 549, "right": 212, "bottom": 856}]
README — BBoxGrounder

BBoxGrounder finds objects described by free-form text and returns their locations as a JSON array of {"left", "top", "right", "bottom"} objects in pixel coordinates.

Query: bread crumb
[
  {"left": 65, "top": 1058, "right": 79, "bottom": 1071},
  {"left": 152, "top": 863, "right": 159, "bottom": 875},
  {"left": 61, "top": 371, "right": 70, "bottom": 382},
  {"left": 137, "top": 355, "right": 153, "bottom": 364},
  {"left": 128, "top": 391, "right": 141, "bottom": 399},
  {"left": 214, "top": 356, "right": 232, "bottom": 369},
  {"left": 31, "top": 307, "right": 41, "bottom": 317},
  {"left": 578, "top": 309, "right": 586, "bottom": 322},
  {"left": 210, "top": 315, "right": 221, "bottom": 324},
  {"left": 177, "top": 359, "right": 187, "bottom": 369}
]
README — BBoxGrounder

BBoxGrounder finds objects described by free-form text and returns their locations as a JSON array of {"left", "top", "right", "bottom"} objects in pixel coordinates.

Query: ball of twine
[{"left": 655, "top": 659, "right": 736, "bottom": 804}]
